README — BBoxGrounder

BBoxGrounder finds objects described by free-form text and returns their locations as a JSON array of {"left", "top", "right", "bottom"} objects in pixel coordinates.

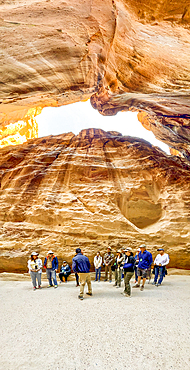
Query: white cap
[
  {"left": 48, "top": 250, "right": 54, "bottom": 254},
  {"left": 31, "top": 252, "right": 38, "bottom": 256},
  {"left": 124, "top": 247, "right": 132, "bottom": 252}
]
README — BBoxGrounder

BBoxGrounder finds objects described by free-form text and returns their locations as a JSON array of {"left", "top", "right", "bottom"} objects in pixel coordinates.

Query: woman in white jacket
[
  {"left": 28, "top": 252, "right": 42, "bottom": 290},
  {"left": 94, "top": 252, "right": 102, "bottom": 282}
]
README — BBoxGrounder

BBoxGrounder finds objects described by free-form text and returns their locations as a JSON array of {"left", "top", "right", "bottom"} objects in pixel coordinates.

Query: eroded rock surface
[
  {"left": 0, "top": 0, "right": 190, "bottom": 155},
  {"left": 0, "top": 129, "right": 189, "bottom": 272}
]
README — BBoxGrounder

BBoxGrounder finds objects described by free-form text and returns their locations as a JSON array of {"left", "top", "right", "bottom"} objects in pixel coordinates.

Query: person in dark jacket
[
  {"left": 72, "top": 248, "right": 92, "bottom": 300},
  {"left": 114, "top": 250, "right": 124, "bottom": 288},
  {"left": 122, "top": 248, "right": 135, "bottom": 297},
  {"left": 43, "top": 250, "right": 58, "bottom": 288},
  {"left": 59, "top": 261, "right": 71, "bottom": 283},
  {"left": 134, "top": 244, "right": 153, "bottom": 291}
]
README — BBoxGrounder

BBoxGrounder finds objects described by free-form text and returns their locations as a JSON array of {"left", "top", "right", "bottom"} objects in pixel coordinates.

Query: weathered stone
[
  {"left": 0, "top": 0, "right": 190, "bottom": 155},
  {"left": 0, "top": 129, "right": 189, "bottom": 272}
]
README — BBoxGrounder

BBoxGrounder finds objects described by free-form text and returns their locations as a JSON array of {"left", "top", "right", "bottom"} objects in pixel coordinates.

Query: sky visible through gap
[{"left": 36, "top": 100, "right": 170, "bottom": 154}]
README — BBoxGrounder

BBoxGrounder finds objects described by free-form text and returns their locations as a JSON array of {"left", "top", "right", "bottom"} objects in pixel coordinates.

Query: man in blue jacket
[
  {"left": 72, "top": 248, "right": 92, "bottom": 300},
  {"left": 134, "top": 244, "right": 153, "bottom": 291},
  {"left": 43, "top": 250, "right": 59, "bottom": 288}
]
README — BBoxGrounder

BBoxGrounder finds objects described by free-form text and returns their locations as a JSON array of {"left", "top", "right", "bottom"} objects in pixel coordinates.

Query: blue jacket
[
  {"left": 43, "top": 255, "right": 58, "bottom": 270},
  {"left": 60, "top": 264, "right": 71, "bottom": 274},
  {"left": 72, "top": 253, "right": 90, "bottom": 273},
  {"left": 138, "top": 250, "right": 153, "bottom": 270}
]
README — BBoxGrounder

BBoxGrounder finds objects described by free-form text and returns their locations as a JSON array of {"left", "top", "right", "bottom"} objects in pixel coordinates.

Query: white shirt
[
  {"left": 28, "top": 258, "right": 42, "bottom": 273},
  {"left": 94, "top": 255, "right": 102, "bottom": 269},
  {"left": 154, "top": 253, "right": 169, "bottom": 266}
]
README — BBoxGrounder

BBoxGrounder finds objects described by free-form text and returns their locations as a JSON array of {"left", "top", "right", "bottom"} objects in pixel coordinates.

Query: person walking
[
  {"left": 43, "top": 250, "right": 58, "bottom": 288},
  {"left": 152, "top": 248, "right": 170, "bottom": 286},
  {"left": 72, "top": 248, "right": 92, "bottom": 300},
  {"left": 133, "top": 244, "right": 153, "bottom": 291},
  {"left": 122, "top": 248, "right": 135, "bottom": 297},
  {"left": 104, "top": 247, "right": 114, "bottom": 282},
  {"left": 114, "top": 250, "right": 124, "bottom": 287},
  {"left": 59, "top": 261, "right": 71, "bottom": 283},
  {"left": 94, "top": 252, "right": 102, "bottom": 282},
  {"left": 28, "top": 252, "right": 42, "bottom": 290},
  {"left": 36, "top": 252, "right": 43, "bottom": 288},
  {"left": 134, "top": 248, "right": 141, "bottom": 284}
]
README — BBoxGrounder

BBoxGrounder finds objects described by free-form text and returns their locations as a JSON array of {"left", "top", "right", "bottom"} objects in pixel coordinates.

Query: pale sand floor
[{"left": 0, "top": 276, "right": 190, "bottom": 370}]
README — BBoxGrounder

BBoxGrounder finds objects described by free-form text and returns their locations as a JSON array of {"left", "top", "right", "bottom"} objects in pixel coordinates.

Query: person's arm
[
  {"left": 162, "top": 254, "right": 170, "bottom": 266},
  {"left": 43, "top": 257, "right": 47, "bottom": 269},
  {"left": 72, "top": 259, "right": 77, "bottom": 273},
  {"left": 55, "top": 256, "right": 58, "bottom": 271}
]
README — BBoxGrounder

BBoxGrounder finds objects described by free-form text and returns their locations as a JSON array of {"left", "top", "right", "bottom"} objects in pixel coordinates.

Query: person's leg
[
  {"left": 114, "top": 269, "right": 118, "bottom": 285},
  {"left": 75, "top": 273, "right": 79, "bottom": 286},
  {"left": 95, "top": 268, "right": 98, "bottom": 281},
  {"left": 98, "top": 267, "right": 101, "bottom": 281},
  {"left": 109, "top": 265, "right": 112, "bottom": 281},
  {"left": 52, "top": 270, "right": 58, "bottom": 286},
  {"left": 118, "top": 268, "right": 122, "bottom": 286},
  {"left": 158, "top": 267, "right": 164, "bottom": 285},
  {"left": 135, "top": 266, "right": 138, "bottom": 282},
  {"left": 86, "top": 273, "right": 92, "bottom": 294},
  {"left": 46, "top": 269, "right": 53, "bottom": 286},
  {"left": 30, "top": 272, "right": 37, "bottom": 288},
  {"left": 154, "top": 266, "right": 159, "bottom": 283},
  {"left": 79, "top": 273, "right": 85, "bottom": 296},
  {"left": 104, "top": 265, "right": 108, "bottom": 280},
  {"left": 124, "top": 272, "right": 134, "bottom": 295},
  {"left": 64, "top": 274, "right": 68, "bottom": 282},
  {"left": 59, "top": 272, "right": 64, "bottom": 282},
  {"left": 37, "top": 272, "right": 41, "bottom": 287}
]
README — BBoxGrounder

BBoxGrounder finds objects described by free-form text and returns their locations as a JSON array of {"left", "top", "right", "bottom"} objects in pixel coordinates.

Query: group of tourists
[{"left": 27, "top": 244, "right": 170, "bottom": 299}]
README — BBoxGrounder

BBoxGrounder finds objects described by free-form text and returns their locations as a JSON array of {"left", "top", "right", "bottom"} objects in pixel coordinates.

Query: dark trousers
[
  {"left": 59, "top": 272, "right": 71, "bottom": 282},
  {"left": 75, "top": 272, "right": 79, "bottom": 285}
]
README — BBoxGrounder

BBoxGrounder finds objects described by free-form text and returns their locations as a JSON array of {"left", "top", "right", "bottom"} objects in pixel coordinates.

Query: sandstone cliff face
[
  {"left": 0, "top": 0, "right": 190, "bottom": 156},
  {"left": 0, "top": 129, "right": 189, "bottom": 272}
]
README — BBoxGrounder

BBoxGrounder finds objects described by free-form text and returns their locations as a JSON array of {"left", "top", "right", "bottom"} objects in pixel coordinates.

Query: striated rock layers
[
  {"left": 0, "top": 129, "right": 189, "bottom": 272},
  {"left": 0, "top": 0, "right": 190, "bottom": 156}
]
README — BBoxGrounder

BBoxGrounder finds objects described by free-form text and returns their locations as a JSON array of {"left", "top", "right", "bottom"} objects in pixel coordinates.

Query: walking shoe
[
  {"left": 54, "top": 285, "right": 58, "bottom": 288},
  {"left": 133, "top": 284, "right": 140, "bottom": 288},
  {"left": 78, "top": 295, "right": 83, "bottom": 300},
  {"left": 76, "top": 283, "right": 80, "bottom": 287},
  {"left": 152, "top": 282, "right": 156, "bottom": 285},
  {"left": 59, "top": 280, "right": 62, "bottom": 284},
  {"left": 98, "top": 280, "right": 100, "bottom": 282},
  {"left": 33, "top": 287, "right": 36, "bottom": 290},
  {"left": 109, "top": 280, "right": 112, "bottom": 283},
  {"left": 156, "top": 283, "right": 161, "bottom": 287},
  {"left": 86, "top": 292, "right": 92, "bottom": 296},
  {"left": 47, "top": 285, "right": 53, "bottom": 288},
  {"left": 104, "top": 279, "right": 107, "bottom": 282},
  {"left": 113, "top": 283, "right": 117, "bottom": 287},
  {"left": 38, "top": 285, "right": 42, "bottom": 289},
  {"left": 140, "top": 285, "right": 144, "bottom": 291}
]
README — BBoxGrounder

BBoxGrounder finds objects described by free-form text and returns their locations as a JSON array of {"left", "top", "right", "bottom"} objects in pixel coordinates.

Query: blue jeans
[
  {"left": 154, "top": 266, "right": 165, "bottom": 284},
  {"left": 46, "top": 269, "right": 57, "bottom": 286},
  {"left": 95, "top": 267, "right": 101, "bottom": 281}
]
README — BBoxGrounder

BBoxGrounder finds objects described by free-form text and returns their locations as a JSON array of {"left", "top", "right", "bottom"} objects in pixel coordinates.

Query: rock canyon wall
[
  {"left": 0, "top": 0, "right": 190, "bottom": 271},
  {"left": 0, "top": 0, "right": 190, "bottom": 156},
  {"left": 0, "top": 129, "right": 189, "bottom": 272}
]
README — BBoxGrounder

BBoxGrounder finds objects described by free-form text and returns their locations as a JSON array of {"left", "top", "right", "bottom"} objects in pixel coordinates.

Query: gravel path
[{"left": 0, "top": 276, "right": 190, "bottom": 370}]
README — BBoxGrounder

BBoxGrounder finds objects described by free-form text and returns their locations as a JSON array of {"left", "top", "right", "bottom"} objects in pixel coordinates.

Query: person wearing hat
[
  {"left": 36, "top": 252, "right": 43, "bottom": 288},
  {"left": 72, "top": 248, "right": 92, "bottom": 300},
  {"left": 43, "top": 250, "right": 59, "bottom": 288},
  {"left": 134, "top": 244, "right": 153, "bottom": 291},
  {"left": 103, "top": 247, "right": 115, "bottom": 282},
  {"left": 94, "top": 251, "right": 102, "bottom": 282},
  {"left": 59, "top": 260, "right": 71, "bottom": 283},
  {"left": 113, "top": 250, "right": 124, "bottom": 287},
  {"left": 134, "top": 248, "right": 141, "bottom": 284},
  {"left": 152, "top": 248, "right": 170, "bottom": 286},
  {"left": 122, "top": 248, "right": 135, "bottom": 297},
  {"left": 28, "top": 252, "right": 42, "bottom": 290}
]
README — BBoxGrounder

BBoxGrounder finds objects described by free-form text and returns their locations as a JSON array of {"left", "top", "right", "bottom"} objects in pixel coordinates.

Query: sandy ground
[{"left": 0, "top": 275, "right": 190, "bottom": 370}]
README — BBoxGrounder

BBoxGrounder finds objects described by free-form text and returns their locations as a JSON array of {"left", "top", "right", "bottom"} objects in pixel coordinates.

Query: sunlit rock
[{"left": 0, "top": 129, "right": 189, "bottom": 272}]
